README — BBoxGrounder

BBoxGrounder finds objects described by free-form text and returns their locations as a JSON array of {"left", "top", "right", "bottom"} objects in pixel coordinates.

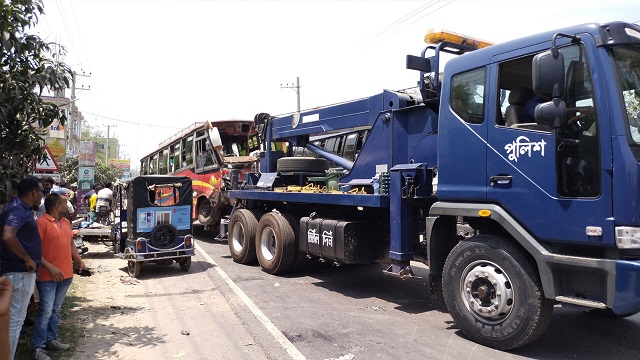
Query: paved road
[{"left": 191, "top": 231, "right": 640, "bottom": 360}]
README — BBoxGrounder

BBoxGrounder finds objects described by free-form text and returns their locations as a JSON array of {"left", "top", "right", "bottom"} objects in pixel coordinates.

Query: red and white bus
[{"left": 139, "top": 120, "right": 259, "bottom": 227}]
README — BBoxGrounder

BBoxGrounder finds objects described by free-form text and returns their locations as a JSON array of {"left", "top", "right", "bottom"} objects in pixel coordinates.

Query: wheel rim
[
  {"left": 259, "top": 226, "right": 276, "bottom": 261},
  {"left": 460, "top": 260, "right": 514, "bottom": 323},
  {"left": 199, "top": 202, "right": 212, "bottom": 217},
  {"left": 155, "top": 228, "right": 175, "bottom": 247},
  {"left": 231, "top": 222, "right": 245, "bottom": 252}
]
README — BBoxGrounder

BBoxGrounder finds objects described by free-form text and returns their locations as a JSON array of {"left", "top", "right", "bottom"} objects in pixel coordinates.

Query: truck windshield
[{"left": 613, "top": 45, "right": 640, "bottom": 148}]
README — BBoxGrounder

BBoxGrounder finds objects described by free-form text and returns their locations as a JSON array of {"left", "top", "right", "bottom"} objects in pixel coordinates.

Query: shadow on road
[{"left": 116, "top": 259, "right": 215, "bottom": 279}]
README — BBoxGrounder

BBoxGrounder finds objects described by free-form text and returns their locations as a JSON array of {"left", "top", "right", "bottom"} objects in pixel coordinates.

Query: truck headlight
[{"left": 616, "top": 227, "right": 640, "bottom": 249}]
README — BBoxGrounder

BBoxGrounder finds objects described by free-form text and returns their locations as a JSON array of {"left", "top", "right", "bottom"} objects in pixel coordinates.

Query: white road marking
[{"left": 195, "top": 242, "right": 306, "bottom": 360}]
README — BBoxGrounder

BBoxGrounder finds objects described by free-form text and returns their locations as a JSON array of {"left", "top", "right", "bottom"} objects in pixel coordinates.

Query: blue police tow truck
[{"left": 222, "top": 22, "right": 640, "bottom": 350}]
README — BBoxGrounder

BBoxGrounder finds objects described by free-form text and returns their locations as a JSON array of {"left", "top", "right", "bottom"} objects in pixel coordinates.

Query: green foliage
[
  {"left": 0, "top": 0, "right": 72, "bottom": 202},
  {"left": 60, "top": 156, "right": 122, "bottom": 187}
]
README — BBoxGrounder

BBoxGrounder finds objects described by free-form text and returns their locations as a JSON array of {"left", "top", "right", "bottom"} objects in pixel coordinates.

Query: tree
[
  {"left": 0, "top": 0, "right": 72, "bottom": 202},
  {"left": 60, "top": 156, "right": 122, "bottom": 188}
]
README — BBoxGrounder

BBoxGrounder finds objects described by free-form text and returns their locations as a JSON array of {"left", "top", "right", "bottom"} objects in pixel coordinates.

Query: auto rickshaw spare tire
[
  {"left": 255, "top": 212, "right": 297, "bottom": 275},
  {"left": 149, "top": 224, "right": 179, "bottom": 249},
  {"left": 179, "top": 257, "right": 192, "bottom": 271},
  {"left": 276, "top": 157, "right": 330, "bottom": 173},
  {"left": 228, "top": 209, "right": 262, "bottom": 264}
]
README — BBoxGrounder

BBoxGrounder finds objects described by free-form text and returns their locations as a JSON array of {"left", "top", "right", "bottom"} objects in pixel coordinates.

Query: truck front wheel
[
  {"left": 442, "top": 235, "right": 553, "bottom": 350},
  {"left": 256, "top": 212, "right": 297, "bottom": 275}
]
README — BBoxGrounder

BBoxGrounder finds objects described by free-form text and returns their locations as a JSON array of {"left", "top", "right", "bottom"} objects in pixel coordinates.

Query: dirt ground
[{"left": 26, "top": 241, "right": 269, "bottom": 360}]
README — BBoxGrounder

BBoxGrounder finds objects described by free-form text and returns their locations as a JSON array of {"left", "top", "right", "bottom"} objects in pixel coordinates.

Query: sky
[{"left": 34, "top": 0, "right": 640, "bottom": 169}]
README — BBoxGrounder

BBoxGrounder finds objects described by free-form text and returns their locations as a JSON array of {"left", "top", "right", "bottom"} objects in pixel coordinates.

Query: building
[
  {"left": 40, "top": 94, "right": 84, "bottom": 162},
  {"left": 95, "top": 137, "right": 120, "bottom": 162}
]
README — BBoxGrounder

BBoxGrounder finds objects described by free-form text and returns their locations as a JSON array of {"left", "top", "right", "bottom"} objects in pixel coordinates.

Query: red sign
[{"left": 35, "top": 146, "right": 61, "bottom": 172}]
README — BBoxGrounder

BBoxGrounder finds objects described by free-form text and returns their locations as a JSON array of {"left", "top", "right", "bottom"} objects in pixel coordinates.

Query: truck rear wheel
[
  {"left": 228, "top": 209, "right": 262, "bottom": 264},
  {"left": 255, "top": 212, "right": 297, "bottom": 275},
  {"left": 442, "top": 235, "right": 553, "bottom": 350}
]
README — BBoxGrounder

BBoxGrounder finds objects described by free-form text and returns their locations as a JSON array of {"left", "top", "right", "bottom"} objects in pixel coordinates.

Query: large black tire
[
  {"left": 149, "top": 224, "right": 179, "bottom": 249},
  {"left": 442, "top": 235, "right": 554, "bottom": 350},
  {"left": 179, "top": 257, "right": 192, "bottom": 271},
  {"left": 128, "top": 260, "right": 141, "bottom": 278},
  {"left": 228, "top": 209, "right": 262, "bottom": 264},
  {"left": 255, "top": 212, "right": 297, "bottom": 275},
  {"left": 197, "top": 198, "right": 215, "bottom": 226},
  {"left": 276, "top": 157, "right": 330, "bottom": 173}
]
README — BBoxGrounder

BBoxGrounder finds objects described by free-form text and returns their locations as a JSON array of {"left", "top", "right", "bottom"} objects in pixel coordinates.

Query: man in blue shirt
[{"left": 1, "top": 176, "right": 44, "bottom": 359}]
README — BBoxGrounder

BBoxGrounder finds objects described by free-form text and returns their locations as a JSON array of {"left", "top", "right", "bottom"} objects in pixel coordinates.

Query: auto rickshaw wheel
[
  {"left": 128, "top": 261, "right": 141, "bottom": 278},
  {"left": 179, "top": 257, "right": 191, "bottom": 271}
]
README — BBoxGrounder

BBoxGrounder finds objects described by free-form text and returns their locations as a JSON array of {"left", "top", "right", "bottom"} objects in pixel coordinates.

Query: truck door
[{"left": 486, "top": 40, "right": 614, "bottom": 244}]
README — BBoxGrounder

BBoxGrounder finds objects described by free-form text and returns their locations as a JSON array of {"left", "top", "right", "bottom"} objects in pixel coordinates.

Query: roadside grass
[{"left": 15, "top": 278, "right": 86, "bottom": 360}]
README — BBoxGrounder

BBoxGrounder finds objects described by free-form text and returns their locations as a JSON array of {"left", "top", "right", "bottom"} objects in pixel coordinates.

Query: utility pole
[
  {"left": 68, "top": 70, "right": 91, "bottom": 156},
  {"left": 280, "top": 76, "right": 301, "bottom": 113}
]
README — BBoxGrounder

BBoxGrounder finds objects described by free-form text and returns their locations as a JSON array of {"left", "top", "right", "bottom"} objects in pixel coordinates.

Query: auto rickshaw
[{"left": 123, "top": 175, "right": 195, "bottom": 277}]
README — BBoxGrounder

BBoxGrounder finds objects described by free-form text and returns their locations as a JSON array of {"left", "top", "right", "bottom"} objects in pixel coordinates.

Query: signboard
[
  {"left": 79, "top": 141, "right": 96, "bottom": 166},
  {"left": 48, "top": 119, "right": 65, "bottom": 139},
  {"left": 76, "top": 190, "right": 89, "bottom": 216},
  {"left": 32, "top": 172, "right": 61, "bottom": 183},
  {"left": 47, "top": 139, "right": 66, "bottom": 161},
  {"left": 35, "top": 147, "right": 61, "bottom": 172},
  {"left": 109, "top": 159, "right": 131, "bottom": 170},
  {"left": 78, "top": 166, "right": 94, "bottom": 191},
  {"left": 136, "top": 205, "right": 191, "bottom": 231}
]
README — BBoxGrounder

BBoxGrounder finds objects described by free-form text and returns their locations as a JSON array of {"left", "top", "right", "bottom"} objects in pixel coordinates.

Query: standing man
[
  {"left": 68, "top": 183, "right": 77, "bottom": 220},
  {"left": 31, "top": 193, "right": 85, "bottom": 360},
  {"left": 0, "top": 177, "right": 44, "bottom": 359}
]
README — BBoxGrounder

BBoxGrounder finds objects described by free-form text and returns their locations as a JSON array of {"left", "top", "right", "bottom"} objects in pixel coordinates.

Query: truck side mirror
[
  {"left": 532, "top": 50, "right": 565, "bottom": 99},
  {"left": 406, "top": 55, "right": 432, "bottom": 72},
  {"left": 535, "top": 99, "right": 566, "bottom": 128}
]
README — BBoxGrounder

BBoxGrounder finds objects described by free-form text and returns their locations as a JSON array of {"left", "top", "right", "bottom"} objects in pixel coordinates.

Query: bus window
[
  {"left": 324, "top": 137, "right": 337, "bottom": 153},
  {"left": 141, "top": 158, "right": 148, "bottom": 175},
  {"left": 170, "top": 142, "right": 180, "bottom": 172},
  {"left": 150, "top": 154, "right": 158, "bottom": 174},
  {"left": 159, "top": 148, "right": 169, "bottom": 174},
  {"left": 195, "top": 136, "right": 216, "bottom": 170},
  {"left": 183, "top": 135, "right": 194, "bottom": 166},
  {"left": 343, "top": 133, "right": 358, "bottom": 161}
]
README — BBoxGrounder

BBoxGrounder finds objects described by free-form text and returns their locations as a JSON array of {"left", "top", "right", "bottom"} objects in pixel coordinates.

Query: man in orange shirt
[{"left": 31, "top": 193, "right": 85, "bottom": 360}]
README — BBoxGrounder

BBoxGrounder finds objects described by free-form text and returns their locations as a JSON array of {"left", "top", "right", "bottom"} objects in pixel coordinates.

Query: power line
[
  {"left": 54, "top": 0, "right": 81, "bottom": 64},
  {"left": 82, "top": 111, "right": 183, "bottom": 129},
  {"left": 66, "top": 0, "right": 91, "bottom": 68},
  {"left": 369, "top": 0, "right": 455, "bottom": 45},
  {"left": 365, "top": 0, "right": 439, "bottom": 44}
]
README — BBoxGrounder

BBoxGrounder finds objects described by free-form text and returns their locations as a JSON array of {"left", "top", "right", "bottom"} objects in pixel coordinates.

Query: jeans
[
  {"left": 32, "top": 278, "right": 73, "bottom": 350},
  {"left": 5, "top": 272, "right": 37, "bottom": 360},
  {"left": 89, "top": 210, "right": 96, "bottom": 223}
]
